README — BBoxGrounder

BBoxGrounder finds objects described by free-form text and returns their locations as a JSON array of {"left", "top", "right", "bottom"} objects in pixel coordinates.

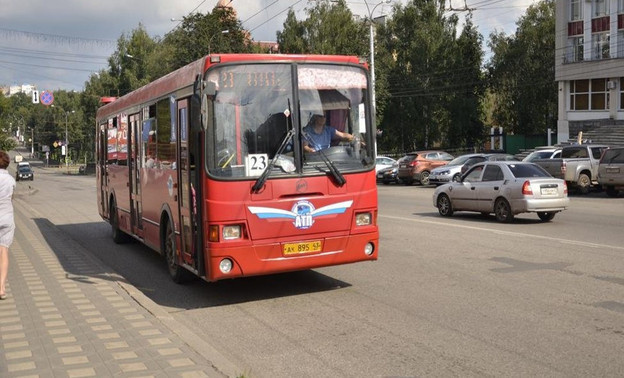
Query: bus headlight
[
  {"left": 219, "top": 258, "right": 233, "bottom": 273},
  {"left": 223, "top": 225, "right": 241, "bottom": 240},
  {"left": 355, "top": 212, "right": 372, "bottom": 226}
]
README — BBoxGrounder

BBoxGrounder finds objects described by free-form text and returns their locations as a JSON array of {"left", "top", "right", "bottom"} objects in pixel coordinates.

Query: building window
[
  {"left": 591, "top": 78, "right": 608, "bottom": 110},
  {"left": 570, "top": 79, "right": 609, "bottom": 111},
  {"left": 592, "top": 32, "right": 610, "bottom": 59},
  {"left": 570, "top": 80, "right": 589, "bottom": 110},
  {"left": 567, "top": 36, "right": 584, "bottom": 62},
  {"left": 571, "top": 0, "right": 583, "bottom": 20},
  {"left": 620, "top": 0, "right": 624, "bottom": 12},
  {"left": 620, "top": 78, "right": 624, "bottom": 109},
  {"left": 593, "top": 0, "right": 610, "bottom": 17}
]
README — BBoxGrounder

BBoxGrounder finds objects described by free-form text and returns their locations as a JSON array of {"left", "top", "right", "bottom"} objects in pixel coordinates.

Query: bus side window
[{"left": 156, "top": 98, "right": 177, "bottom": 170}]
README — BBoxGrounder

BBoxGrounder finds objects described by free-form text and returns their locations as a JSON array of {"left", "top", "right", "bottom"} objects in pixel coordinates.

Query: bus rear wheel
[
  {"left": 110, "top": 200, "right": 130, "bottom": 244},
  {"left": 163, "top": 218, "right": 191, "bottom": 283}
]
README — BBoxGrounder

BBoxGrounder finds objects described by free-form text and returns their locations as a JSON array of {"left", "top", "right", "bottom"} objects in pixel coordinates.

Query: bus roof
[{"left": 96, "top": 54, "right": 366, "bottom": 120}]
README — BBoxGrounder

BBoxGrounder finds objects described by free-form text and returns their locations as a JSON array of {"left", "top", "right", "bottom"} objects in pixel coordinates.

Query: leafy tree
[
  {"left": 277, "top": 10, "right": 308, "bottom": 53},
  {"left": 163, "top": 7, "right": 250, "bottom": 71},
  {"left": 278, "top": 0, "right": 366, "bottom": 56},
  {"left": 0, "top": 92, "right": 16, "bottom": 150},
  {"left": 379, "top": 0, "right": 473, "bottom": 152},
  {"left": 108, "top": 24, "right": 159, "bottom": 96},
  {"left": 487, "top": 0, "right": 556, "bottom": 136},
  {"left": 446, "top": 16, "right": 485, "bottom": 149}
]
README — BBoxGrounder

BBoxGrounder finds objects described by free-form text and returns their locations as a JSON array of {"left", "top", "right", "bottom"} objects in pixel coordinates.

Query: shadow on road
[{"left": 33, "top": 218, "right": 351, "bottom": 310}]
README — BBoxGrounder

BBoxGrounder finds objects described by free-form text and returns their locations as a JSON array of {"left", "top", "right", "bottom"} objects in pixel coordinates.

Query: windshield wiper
[
  {"left": 252, "top": 107, "right": 294, "bottom": 193},
  {"left": 302, "top": 131, "right": 346, "bottom": 187}
]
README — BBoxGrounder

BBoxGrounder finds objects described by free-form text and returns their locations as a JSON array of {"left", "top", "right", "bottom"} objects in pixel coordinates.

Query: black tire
[
  {"left": 436, "top": 194, "right": 453, "bottom": 217},
  {"left": 419, "top": 171, "right": 431, "bottom": 186},
  {"left": 383, "top": 180, "right": 390, "bottom": 185},
  {"left": 537, "top": 212, "right": 556, "bottom": 222},
  {"left": 576, "top": 173, "right": 591, "bottom": 194},
  {"left": 163, "top": 218, "right": 190, "bottom": 283},
  {"left": 494, "top": 198, "right": 514, "bottom": 223},
  {"left": 110, "top": 201, "right": 130, "bottom": 244},
  {"left": 605, "top": 186, "right": 619, "bottom": 198}
]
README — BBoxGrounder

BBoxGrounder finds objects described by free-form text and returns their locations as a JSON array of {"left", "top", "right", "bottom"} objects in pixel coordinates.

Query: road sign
[
  {"left": 41, "top": 91, "right": 54, "bottom": 106},
  {"left": 32, "top": 90, "right": 40, "bottom": 104}
]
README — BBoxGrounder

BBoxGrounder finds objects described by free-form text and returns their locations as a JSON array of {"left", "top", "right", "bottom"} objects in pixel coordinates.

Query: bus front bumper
[{"left": 205, "top": 232, "right": 378, "bottom": 282}]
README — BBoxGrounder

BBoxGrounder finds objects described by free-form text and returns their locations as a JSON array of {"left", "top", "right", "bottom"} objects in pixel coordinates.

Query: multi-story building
[
  {"left": 4, "top": 84, "right": 36, "bottom": 97},
  {"left": 555, "top": 0, "right": 624, "bottom": 142}
]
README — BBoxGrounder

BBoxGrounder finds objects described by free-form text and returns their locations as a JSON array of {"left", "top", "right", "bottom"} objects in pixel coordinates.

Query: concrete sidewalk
[{"left": 0, "top": 157, "right": 232, "bottom": 377}]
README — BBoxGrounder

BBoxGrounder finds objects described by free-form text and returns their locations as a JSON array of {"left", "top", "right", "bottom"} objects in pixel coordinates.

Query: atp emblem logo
[
  {"left": 248, "top": 200, "right": 353, "bottom": 230},
  {"left": 292, "top": 200, "right": 314, "bottom": 229}
]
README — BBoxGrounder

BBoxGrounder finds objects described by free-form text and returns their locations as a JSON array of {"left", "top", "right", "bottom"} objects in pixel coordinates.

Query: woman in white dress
[{"left": 0, "top": 150, "right": 16, "bottom": 300}]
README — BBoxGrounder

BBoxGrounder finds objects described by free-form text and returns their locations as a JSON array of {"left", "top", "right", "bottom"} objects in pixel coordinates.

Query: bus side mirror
[{"left": 204, "top": 81, "right": 216, "bottom": 96}]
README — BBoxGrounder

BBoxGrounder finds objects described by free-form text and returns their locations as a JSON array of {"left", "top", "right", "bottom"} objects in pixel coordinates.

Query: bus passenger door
[
  {"left": 97, "top": 124, "right": 108, "bottom": 216},
  {"left": 176, "top": 100, "right": 194, "bottom": 264},
  {"left": 129, "top": 113, "right": 143, "bottom": 236}
]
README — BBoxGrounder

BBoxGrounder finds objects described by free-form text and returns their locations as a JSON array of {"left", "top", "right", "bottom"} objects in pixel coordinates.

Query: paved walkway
[{"left": 0, "top": 152, "right": 230, "bottom": 377}]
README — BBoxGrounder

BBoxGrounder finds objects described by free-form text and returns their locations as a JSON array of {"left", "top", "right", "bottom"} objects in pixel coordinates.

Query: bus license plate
[{"left": 283, "top": 241, "right": 322, "bottom": 256}]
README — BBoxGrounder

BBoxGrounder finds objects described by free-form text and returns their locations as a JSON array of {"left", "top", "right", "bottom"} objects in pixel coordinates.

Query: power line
[
  {"left": 0, "top": 59, "right": 100, "bottom": 73},
  {"left": 0, "top": 27, "right": 115, "bottom": 47},
  {"left": 248, "top": 0, "right": 307, "bottom": 33}
]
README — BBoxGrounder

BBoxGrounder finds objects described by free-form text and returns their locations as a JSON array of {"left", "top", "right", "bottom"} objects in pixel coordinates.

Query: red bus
[{"left": 95, "top": 54, "right": 378, "bottom": 283}]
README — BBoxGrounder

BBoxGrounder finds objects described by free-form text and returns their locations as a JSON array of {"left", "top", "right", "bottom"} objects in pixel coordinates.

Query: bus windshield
[{"left": 206, "top": 63, "right": 373, "bottom": 179}]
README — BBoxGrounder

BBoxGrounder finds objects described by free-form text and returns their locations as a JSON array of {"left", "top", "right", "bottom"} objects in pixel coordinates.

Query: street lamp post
[
  {"left": 51, "top": 105, "right": 74, "bottom": 169},
  {"left": 363, "top": 0, "right": 391, "bottom": 117},
  {"left": 208, "top": 30, "right": 230, "bottom": 55},
  {"left": 64, "top": 110, "right": 75, "bottom": 170}
]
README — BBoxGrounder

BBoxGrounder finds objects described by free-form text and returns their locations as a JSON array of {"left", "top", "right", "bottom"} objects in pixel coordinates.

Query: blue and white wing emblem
[
  {"left": 310, "top": 200, "right": 353, "bottom": 217},
  {"left": 248, "top": 206, "right": 297, "bottom": 220},
  {"left": 248, "top": 200, "right": 354, "bottom": 230}
]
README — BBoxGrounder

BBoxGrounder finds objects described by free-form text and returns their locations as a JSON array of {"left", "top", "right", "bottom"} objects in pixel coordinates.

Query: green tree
[
  {"left": 276, "top": 9, "right": 307, "bottom": 53},
  {"left": 487, "top": 0, "right": 556, "bottom": 136},
  {"left": 446, "top": 16, "right": 485, "bottom": 149},
  {"left": 379, "top": 0, "right": 477, "bottom": 152},
  {"left": 108, "top": 24, "right": 159, "bottom": 96},
  {"left": 163, "top": 7, "right": 250, "bottom": 71},
  {"left": 278, "top": 0, "right": 367, "bottom": 56}
]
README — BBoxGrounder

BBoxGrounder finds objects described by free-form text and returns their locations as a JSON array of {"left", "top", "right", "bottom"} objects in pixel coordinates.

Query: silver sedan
[{"left": 432, "top": 161, "right": 570, "bottom": 222}]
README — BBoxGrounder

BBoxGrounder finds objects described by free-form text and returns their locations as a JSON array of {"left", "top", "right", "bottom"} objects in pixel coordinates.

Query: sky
[{"left": 0, "top": 0, "right": 536, "bottom": 93}]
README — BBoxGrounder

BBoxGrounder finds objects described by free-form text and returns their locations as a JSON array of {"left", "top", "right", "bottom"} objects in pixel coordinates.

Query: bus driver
[{"left": 302, "top": 114, "right": 354, "bottom": 153}]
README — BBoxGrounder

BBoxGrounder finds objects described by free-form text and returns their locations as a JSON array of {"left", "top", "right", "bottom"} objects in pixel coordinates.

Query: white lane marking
[{"left": 380, "top": 214, "right": 624, "bottom": 251}]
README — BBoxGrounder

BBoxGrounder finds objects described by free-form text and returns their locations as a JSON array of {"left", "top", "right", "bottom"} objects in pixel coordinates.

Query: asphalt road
[{"left": 13, "top": 162, "right": 624, "bottom": 377}]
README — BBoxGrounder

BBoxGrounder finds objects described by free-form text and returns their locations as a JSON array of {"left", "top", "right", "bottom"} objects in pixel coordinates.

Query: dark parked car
[
  {"left": 16, "top": 164, "right": 34, "bottom": 181},
  {"left": 376, "top": 165, "right": 402, "bottom": 185}
]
